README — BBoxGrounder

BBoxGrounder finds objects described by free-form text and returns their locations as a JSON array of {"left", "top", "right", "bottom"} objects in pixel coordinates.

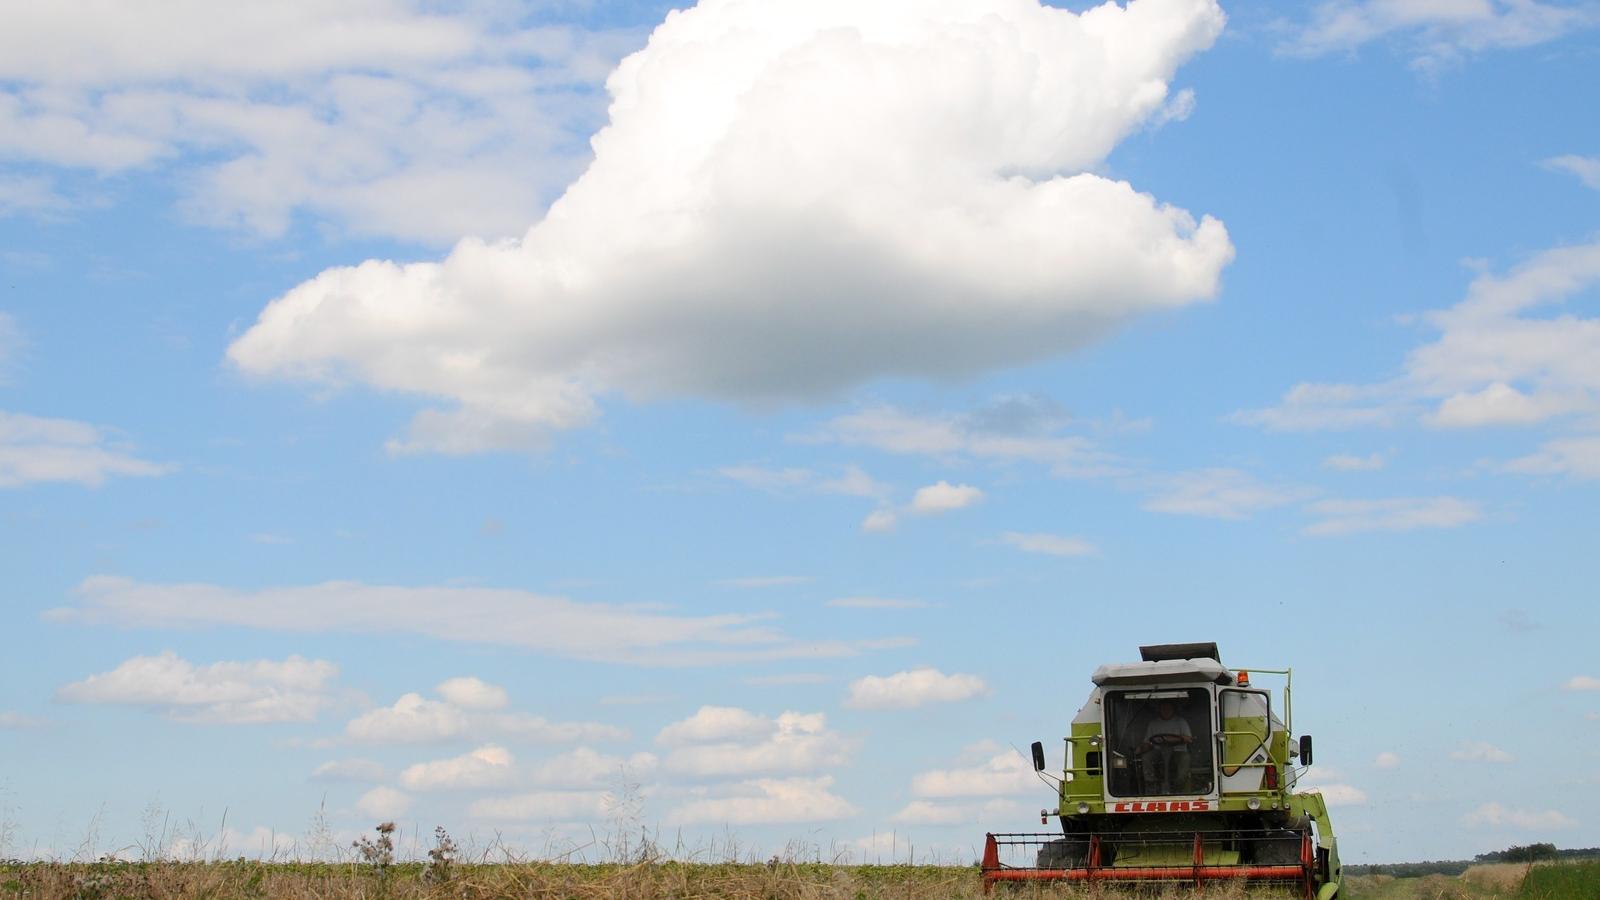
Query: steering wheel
[{"left": 1147, "top": 733, "right": 1187, "bottom": 747}]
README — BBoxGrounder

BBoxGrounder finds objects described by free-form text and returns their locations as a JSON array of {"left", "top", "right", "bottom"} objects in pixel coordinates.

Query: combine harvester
[{"left": 982, "top": 643, "right": 1341, "bottom": 897}]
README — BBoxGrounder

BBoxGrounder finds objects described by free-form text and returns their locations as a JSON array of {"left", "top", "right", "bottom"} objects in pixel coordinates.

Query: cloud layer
[
  {"left": 54, "top": 576, "right": 899, "bottom": 666},
  {"left": 228, "top": 0, "right": 1232, "bottom": 453}
]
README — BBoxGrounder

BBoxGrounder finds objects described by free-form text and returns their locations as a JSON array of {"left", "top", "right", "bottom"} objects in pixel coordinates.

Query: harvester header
[{"left": 983, "top": 642, "right": 1340, "bottom": 898}]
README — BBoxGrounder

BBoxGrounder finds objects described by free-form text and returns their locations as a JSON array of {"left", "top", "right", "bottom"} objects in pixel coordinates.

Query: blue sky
[{"left": 2, "top": 0, "right": 1598, "bottom": 865}]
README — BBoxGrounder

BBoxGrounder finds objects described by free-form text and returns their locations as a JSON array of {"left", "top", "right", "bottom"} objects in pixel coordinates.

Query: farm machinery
[{"left": 982, "top": 642, "right": 1341, "bottom": 897}]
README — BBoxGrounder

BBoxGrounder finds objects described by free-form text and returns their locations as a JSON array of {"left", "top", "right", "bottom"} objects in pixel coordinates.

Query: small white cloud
[
  {"left": 1545, "top": 154, "right": 1600, "bottom": 191},
  {"left": 656, "top": 706, "right": 774, "bottom": 746},
  {"left": 1564, "top": 676, "right": 1600, "bottom": 692},
  {"left": 435, "top": 676, "right": 509, "bottom": 710},
  {"left": 1374, "top": 751, "right": 1401, "bottom": 770},
  {"left": 56, "top": 651, "right": 337, "bottom": 724},
  {"left": 400, "top": 744, "right": 516, "bottom": 791},
  {"left": 845, "top": 668, "right": 988, "bottom": 710},
  {"left": 1427, "top": 382, "right": 1591, "bottom": 428},
  {"left": 666, "top": 776, "right": 857, "bottom": 825},
  {"left": 998, "top": 531, "right": 1096, "bottom": 557},
  {"left": 347, "top": 693, "right": 469, "bottom": 743},
  {"left": 659, "top": 709, "right": 853, "bottom": 777},
  {"left": 311, "top": 758, "right": 387, "bottom": 783},
  {"left": 860, "top": 509, "right": 898, "bottom": 534},
  {"left": 1323, "top": 452, "right": 1387, "bottom": 471},
  {"left": 355, "top": 786, "right": 412, "bottom": 821},
  {"left": 0, "top": 410, "right": 171, "bottom": 488},
  {"left": 910, "top": 748, "right": 1034, "bottom": 798},
  {"left": 1450, "top": 741, "right": 1514, "bottom": 763},
  {"left": 346, "top": 690, "right": 625, "bottom": 745},
  {"left": 1463, "top": 802, "right": 1578, "bottom": 830},
  {"left": 1304, "top": 496, "right": 1481, "bottom": 537},
  {"left": 1144, "top": 468, "right": 1310, "bottom": 520},
  {"left": 531, "top": 747, "right": 658, "bottom": 789},
  {"left": 909, "top": 481, "right": 984, "bottom": 515}
]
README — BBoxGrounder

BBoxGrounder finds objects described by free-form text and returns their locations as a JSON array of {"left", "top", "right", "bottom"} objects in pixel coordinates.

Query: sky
[{"left": 1, "top": 0, "right": 1598, "bottom": 866}]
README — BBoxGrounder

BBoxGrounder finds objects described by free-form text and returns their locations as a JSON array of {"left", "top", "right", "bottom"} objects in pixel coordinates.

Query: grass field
[{"left": 3, "top": 860, "right": 1596, "bottom": 898}]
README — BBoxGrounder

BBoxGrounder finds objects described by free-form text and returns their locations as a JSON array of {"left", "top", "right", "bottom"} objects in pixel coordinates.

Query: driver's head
[{"left": 1157, "top": 701, "right": 1176, "bottom": 719}]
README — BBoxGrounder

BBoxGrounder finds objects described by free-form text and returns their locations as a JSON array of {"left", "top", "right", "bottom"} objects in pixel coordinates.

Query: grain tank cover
[
  {"left": 1139, "top": 642, "right": 1221, "bottom": 663},
  {"left": 1092, "top": 657, "right": 1232, "bottom": 686}
]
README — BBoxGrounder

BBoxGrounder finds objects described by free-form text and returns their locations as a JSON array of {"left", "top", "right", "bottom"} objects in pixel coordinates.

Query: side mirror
[
  {"left": 1299, "top": 734, "right": 1314, "bottom": 767},
  {"left": 1030, "top": 741, "right": 1046, "bottom": 772}
]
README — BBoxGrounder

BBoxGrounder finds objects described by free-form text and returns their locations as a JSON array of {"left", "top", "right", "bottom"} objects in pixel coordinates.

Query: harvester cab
[{"left": 982, "top": 642, "right": 1341, "bottom": 898}]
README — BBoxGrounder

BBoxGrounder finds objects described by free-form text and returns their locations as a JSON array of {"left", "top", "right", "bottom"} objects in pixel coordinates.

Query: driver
[{"left": 1140, "top": 700, "right": 1192, "bottom": 794}]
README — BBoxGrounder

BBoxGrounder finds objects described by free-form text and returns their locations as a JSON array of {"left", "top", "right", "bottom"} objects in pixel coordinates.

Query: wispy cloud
[
  {"left": 1283, "top": 0, "right": 1600, "bottom": 73},
  {"left": 1463, "top": 802, "right": 1578, "bottom": 829},
  {"left": 998, "top": 531, "right": 1097, "bottom": 557},
  {"left": 1323, "top": 451, "right": 1387, "bottom": 471},
  {"left": 826, "top": 596, "right": 927, "bottom": 610},
  {"left": 715, "top": 575, "right": 814, "bottom": 589},
  {"left": 0, "top": 410, "right": 172, "bottom": 488},
  {"left": 52, "top": 576, "right": 906, "bottom": 667},
  {"left": 1237, "top": 243, "right": 1600, "bottom": 436},
  {"left": 1545, "top": 154, "right": 1600, "bottom": 190},
  {"left": 1450, "top": 741, "right": 1515, "bottom": 763},
  {"left": 1144, "top": 468, "right": 1312, "bottom": 520},
  {"left": 1304, "top": 496, "right": 1482, "bottom": 537}
]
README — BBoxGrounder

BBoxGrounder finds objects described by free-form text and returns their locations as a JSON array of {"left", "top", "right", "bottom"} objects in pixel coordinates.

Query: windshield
[{"left": 1104, "top": 687, "right": 1214, "bottom": 797}]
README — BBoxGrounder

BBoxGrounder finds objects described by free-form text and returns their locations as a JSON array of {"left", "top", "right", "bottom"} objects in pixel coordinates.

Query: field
[{"left": 3, "top": 860, "right": 1598, "bottom": 899}]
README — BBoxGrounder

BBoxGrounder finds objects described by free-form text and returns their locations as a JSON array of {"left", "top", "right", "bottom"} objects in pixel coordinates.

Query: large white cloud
[
  {"left": 227, "top": 0, "right": 1232, "bottom": 453},
  {"left": 56, "top": 651, "right": 338, "bottom": 724}
]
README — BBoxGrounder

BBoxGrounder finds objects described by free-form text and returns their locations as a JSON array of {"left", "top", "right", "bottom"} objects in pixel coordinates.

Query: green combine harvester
[{"left": 982, "top": 642, "right": 1341, "bottom": 897}]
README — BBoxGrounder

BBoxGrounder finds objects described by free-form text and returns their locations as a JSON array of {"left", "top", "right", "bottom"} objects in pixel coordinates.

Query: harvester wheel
[{"left": 1036, "top": 837, "right": 1087, "bottom": 869}]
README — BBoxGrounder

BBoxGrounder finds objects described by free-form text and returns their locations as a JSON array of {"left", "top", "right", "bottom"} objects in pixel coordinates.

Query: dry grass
[
  {"left": 1460, "top": 864, "right": 1530, "bottom": 893},
  {"left": 0, "top": 861, "right": 1311, "bottom": 900}
]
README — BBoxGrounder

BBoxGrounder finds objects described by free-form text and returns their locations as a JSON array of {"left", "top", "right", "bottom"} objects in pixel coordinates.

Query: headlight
[
  {"left": 1077, "top": 802, "right": 1091, "bottom": 814},
  {"left": 1247, "top": 798, "right": 1261, "bottom": 810}
]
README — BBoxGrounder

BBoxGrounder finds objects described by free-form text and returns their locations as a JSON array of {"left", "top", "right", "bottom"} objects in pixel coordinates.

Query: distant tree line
[
  {"left": 1474, "top": 844, "right": 1600, "bottom": 863},
  {"left": 1345, "top": 845, "right": 1600, "bottom": 877}
]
